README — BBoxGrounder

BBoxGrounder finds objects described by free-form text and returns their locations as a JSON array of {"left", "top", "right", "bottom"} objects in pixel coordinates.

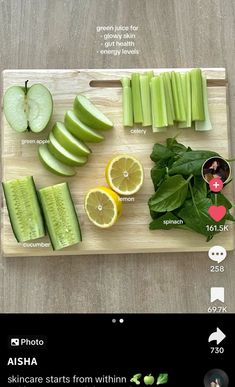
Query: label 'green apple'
[{"left": 3, "top": 81, "right": 53, "bottom": 133}]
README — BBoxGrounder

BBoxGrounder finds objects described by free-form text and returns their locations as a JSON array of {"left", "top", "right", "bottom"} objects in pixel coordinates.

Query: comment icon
[{"left": 208, "top": 246, "right": 227, "bottom": 264}]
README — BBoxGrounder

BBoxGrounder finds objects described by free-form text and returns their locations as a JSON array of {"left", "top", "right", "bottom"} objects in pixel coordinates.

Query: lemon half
[
  {"left": 105, "top": 155, "right": 144, "bottom": 195},
  {"left": 85, "top": 186, "right": 122, "bottom": 228}
]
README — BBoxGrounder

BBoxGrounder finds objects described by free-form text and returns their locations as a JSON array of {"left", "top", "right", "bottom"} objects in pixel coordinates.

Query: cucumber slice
[
  {"left": 38, "top": 144, "right": 76, "bottom": 176},
  {"left": 2, "top": 176, "right": 45, "bottom": 242},
  {"left": 48, "top": 132, "right": 88, "bottom": 167},
  {"left": 52, "top": 122, "right": 91, "bottom": 157},
  {"left": 73, "top": 95, "right": 113, "bottom": 130},
  {"left": 38, "top": 182, "right": 82, "bottom": 250},
  {"left": 64, "top": 110, "right": 104, "bottom": 143}
]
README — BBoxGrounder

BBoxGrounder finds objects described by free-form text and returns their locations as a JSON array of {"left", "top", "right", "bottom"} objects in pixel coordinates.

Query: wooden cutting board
[{"left": 1, "top": 68, "right": 234, "bottom": 256}]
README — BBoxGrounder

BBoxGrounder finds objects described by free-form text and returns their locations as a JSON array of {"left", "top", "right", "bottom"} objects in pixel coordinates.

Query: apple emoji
[
  {"left": 144, "top": 374, "right": 155, "bottom": 385},
  {"left": 3, "top": 80, "right": 53, "bottom": 133}
]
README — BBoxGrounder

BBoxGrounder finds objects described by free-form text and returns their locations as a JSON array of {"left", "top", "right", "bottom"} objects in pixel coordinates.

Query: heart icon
[{"left": 208, "top": 205, "right": 226, "bottom": 222}]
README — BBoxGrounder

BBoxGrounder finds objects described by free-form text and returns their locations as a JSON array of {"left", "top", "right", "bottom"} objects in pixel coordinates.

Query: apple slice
[
  {"left": 48, "top": 132, "right": 88, "bottom": 167},
  {"left": 64, "top": 110, "right": 104, "bottom": 143},
  {"left": 52, "top": 122, "right": 91, "bottom": 157},
  {"left": 74, "top": 95, "right": 113, "bottom": 130},
  {"left": 3, "top": 82, "right": 53, "bottom": 133},
  {"left": 38, "top": 144, "right": 75, "bottom": 176}
]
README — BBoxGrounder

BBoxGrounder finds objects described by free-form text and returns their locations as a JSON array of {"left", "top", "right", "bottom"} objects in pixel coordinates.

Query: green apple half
[
  {"left": 3, "top": 82, "right": 53, "bottom": 133},
  {"left": 74, "top": 95, "right": 113, "bottom": 130}
]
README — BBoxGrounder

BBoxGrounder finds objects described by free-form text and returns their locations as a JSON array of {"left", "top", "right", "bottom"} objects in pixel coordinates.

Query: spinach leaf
[
  {"left": 149, "top": 175, "right": 191, "bottom": 212},
  {"left": 193, "top": 176, "right": 208, "bottom": 200},
  {"left": 178, "top": 198, "right": 214, "bottom": 238},
  {"left": 210, "top": 192, "right": 233, "bottom": 209},
  {"left": 149, "top": 209, "right": 166, "bottom": 220},
  {"left": 149, "top": 212, "right": 186, "bottom": 230},
  {"left": 166, "top": 137, "right": 188, "bottom": 154},
  {"left": 168, "top": 150, "right": 219, "bottom": 176},
  {"left": 150, "top": 144, "right": 174, "bottom": 162},
  {"left": 151, "top": 165, "right": 166, "bottom": 191}
]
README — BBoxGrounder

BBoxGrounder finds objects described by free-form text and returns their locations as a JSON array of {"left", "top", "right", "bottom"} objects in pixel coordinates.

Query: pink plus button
[{"left": 209, "top": 177, "right": 223, "bottom": 192}]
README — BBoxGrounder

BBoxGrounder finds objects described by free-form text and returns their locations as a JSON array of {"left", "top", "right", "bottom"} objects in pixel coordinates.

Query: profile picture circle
[
  {"left": 203, "top": 368, "right": 229, "bottom": 387},
  {"left": 202, "top": 156, "right": 231, "bottom": 184}
]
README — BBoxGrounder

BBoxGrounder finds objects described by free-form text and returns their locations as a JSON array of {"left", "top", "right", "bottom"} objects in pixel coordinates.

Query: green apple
[
  {"left": 64, "top": 110, "right": 104, "bottom": 143},
  {"left": 52, "top": 121, "right": 91, "bottom": 157},
  {"left": 3, "top": 82, "right": 53, "bottom": 133},
  {"left": 144, "top": 374, "right": 155, "bottom": 385},
  {"left": 48, "top": 132, "right": 88, "bottom": 167},
  {"left": 38, "top": 144, "right": 75, "bottom": 176},
  {"left": 74, "top": 95, "right": 113, "bottom": 130}
]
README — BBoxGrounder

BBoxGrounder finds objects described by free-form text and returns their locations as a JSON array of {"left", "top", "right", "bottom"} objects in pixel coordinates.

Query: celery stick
[
  {"left": 140, "top": 74, "right": 152, "bottom": 126},
  {"left": 163, "top": 72, "right": 175, "bottom": 123},
  {"left": 162, "top": 73, "right": 174, "bottom": 126},
  {"left": 191, "top": 68, "right": 205, "bottom": 121},
  {"left": 145, "top": 70, "right": 154, "bottom": 83},
  {"left": 178, "top": 72, "right": 192, "bottom": 128},
  {"left": 195, "top": 75, "right": 212, "bottom": 131},
  {"left": 121, "top": 77, "right": 134, "bottom": 127},
  {"left": 171, "top": 72, "right": 180, "bottom": 120},
  {"left": 176, "top": 72, "right": 186, "bottom": 122},
  {"left": 171, "top": 72, "right": 186, "bottom": 122},
  {"left": 150, "top": 76, "right": 167, "bottom": 132},
  {"left": 131, "top": 73, "right": 143, "bottom": 123}
]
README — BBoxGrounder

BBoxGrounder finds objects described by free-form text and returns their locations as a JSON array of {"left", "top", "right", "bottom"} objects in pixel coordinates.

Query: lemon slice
[
  {"left": 105, "top": 155, "right": 144, "bottom": 195},
  {"left": 85, "top": 186, "right": 122, "bottom": 228}
]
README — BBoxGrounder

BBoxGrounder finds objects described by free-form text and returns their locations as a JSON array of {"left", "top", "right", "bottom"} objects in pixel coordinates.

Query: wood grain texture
[
  {"left": 1, "top": 68, "right": 234, "bottom": 256},
  {"left": 0, "top": 0, "right": 235, "bottom": 312}
]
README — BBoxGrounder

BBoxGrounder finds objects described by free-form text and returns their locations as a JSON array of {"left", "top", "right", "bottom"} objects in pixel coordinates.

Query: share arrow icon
[{"left": 208, "top": 327, "right": 226, "bottom": 345}]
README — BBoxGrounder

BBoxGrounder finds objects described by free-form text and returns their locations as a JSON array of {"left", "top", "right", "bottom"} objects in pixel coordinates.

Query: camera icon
[{"left": 11, "top": 338, "right": 20, "bottom": 346}]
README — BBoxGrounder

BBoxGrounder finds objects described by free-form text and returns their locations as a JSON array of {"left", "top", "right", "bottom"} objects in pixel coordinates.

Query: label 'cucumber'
[
  {"left": 38, "top": 182, "right": 82, "bottom": 250},
  {"left": 2, "top": 176, "right": 45, "bottom": 242}
]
